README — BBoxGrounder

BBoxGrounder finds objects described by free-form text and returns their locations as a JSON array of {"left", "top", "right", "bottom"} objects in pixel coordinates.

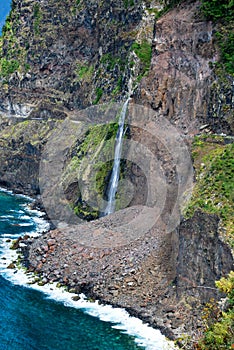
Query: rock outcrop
[
  {"left": 136, "top": 1, "right": 233, "bottom": 135},
  {"left": 0, "top": 0, "right": 233, "bottom": 345}
]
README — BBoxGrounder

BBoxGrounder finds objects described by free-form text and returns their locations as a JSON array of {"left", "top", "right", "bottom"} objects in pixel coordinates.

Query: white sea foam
[
  {"left": 18, "top": 215, "right": 31, "bottom": 220},
  {"left": 17, "top": 222, "right": 33, "bottom": 227},
  {"left": 0, "top": 215, "right": 15, "bottom": 219},
  {"left": 0, "top": 235, "right": 177, "bottom": 350},
  {"left": 0, "top": 191, "right": 177, "bottom": 350},
  {"left": 0, "top": 187, "right": 13, "bottom": 195},
  {"left": 10, "top": 209, "right": 24, "bottom": 213},
  {"left": 0, "top": 188, "right": 33, "bottom": 201},
  {"left": 22, "top": 205, "right": 50, "bottom": 234},
  {"left": 15, "top": 192, "right": 34, "bottom": 201}
]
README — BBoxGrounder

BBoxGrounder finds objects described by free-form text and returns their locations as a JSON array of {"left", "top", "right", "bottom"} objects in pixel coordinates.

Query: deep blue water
[
  {"left": 0, "top": 190, "right": 144, "bottom": 350},
  {"left": 0, "top": 0, "right": 11, "bottom": 34},
  {"left": 0, "top": 190, "right": 175, "bottom": 350}
]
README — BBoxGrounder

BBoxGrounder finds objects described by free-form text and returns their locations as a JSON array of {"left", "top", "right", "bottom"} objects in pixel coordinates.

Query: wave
[
  {"left": 0, "top": 190, "right": 177, "bottom": 350},
  {"left": 0, "top": 240, "right": 176, "bottom": 350},
  {"left": 0, "top": 215, "right": 15, "bottom": 219},
  {"left": 0, "top": 238, "right": 177, "bottom": 350},
  {"left": 0, "top": 187, "right": 13, "bottom": 195}
]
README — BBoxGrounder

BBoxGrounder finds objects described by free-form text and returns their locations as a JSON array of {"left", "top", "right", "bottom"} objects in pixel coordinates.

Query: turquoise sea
[{"left": 0, "top": 189, "right": 175, "bottom": 350}]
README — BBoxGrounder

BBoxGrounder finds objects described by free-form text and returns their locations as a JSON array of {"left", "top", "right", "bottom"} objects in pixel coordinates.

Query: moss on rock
[
  {"left": 62, "top": 120, "right": 129, "bottom": 220},
  {"left": 184, "top": 135, "right": 234, "bottom": 249}
]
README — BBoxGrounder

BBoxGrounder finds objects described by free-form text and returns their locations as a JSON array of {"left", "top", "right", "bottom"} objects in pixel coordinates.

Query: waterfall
[{"left": 104, "top": 98, "right": 129, "bottom": 215}]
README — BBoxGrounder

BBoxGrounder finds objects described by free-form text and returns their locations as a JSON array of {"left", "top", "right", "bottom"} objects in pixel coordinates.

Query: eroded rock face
[
  {"left": 0, "top": 0, "right": 233, "bottom": 344},
  {"left": 0, "top": 0, "right": 145, "bottom": 115},
  {"left": 177, "top": 211, "right": 233, "bottom": 300},
  {"left": 0, "top": 115, "right": 64, "bottom": 195},
  {"left": 136, "top": 1, "right": 233, "bottom": 135}
]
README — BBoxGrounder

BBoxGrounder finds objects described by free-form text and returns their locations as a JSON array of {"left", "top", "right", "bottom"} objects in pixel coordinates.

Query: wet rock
[{"left": 7, "top": 263, "right": 16, "bottom": 269}]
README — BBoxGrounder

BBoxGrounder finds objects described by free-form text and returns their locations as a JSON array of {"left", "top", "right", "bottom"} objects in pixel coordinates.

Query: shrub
[
  {"left": 201, "top": 0, "right": 233, "bottom": 21},
  {"left": 201, "top": 0, "right": 234, "bottom": 75},
  {"left": 0, "top": 58, "right": 19, "bottom": 77},
  {"left": 131, "top": 40, "right": 152, "bottom": 73},
  {"left": 197, "top": 271, "right": 234, "bottom": 349}
]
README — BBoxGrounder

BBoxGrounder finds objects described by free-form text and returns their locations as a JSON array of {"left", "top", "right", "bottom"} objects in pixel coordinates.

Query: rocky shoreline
[
  {"left": 13, "top": 203, "right": 233, "bottom": 346},
  {"left": 1, "top": 0, "right": 233, "bottom": 348}
]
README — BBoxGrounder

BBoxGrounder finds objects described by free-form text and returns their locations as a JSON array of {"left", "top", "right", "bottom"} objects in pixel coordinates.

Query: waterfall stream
[{"left": 104, "top": 99, "right": 129, "bottom": 215}]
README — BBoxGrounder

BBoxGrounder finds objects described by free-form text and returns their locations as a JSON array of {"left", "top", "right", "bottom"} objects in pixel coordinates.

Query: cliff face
[
  {"left": 0, "top": 0, "right": 144, "bottom": 112},
  {"left": 0, "top": 0, "right": 232, "bottom": 195},
  {"left": 1, "top": 0, "right": 233, "bottom": 129},
  {"left": 137, "top": 1, "right": 233, "bottom": 135},
  {"left": 0, "top": 0, "right": 233, "bottom": 345}
]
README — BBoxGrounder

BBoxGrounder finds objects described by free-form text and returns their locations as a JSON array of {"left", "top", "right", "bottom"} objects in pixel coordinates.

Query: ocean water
[
  {"left": 0, "top": 189, "right": 176, "bottom": 350},
  {"left": 0, "top": 0, "right": 11, "bottom": 33}
]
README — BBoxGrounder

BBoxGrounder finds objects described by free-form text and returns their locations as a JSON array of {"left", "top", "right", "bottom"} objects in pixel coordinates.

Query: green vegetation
[
  {"left": 100, "top": 53, "right": 125, "bottom": 71},
  {"left": 74, "top": 201, "right": 99, "bottom": 221},
  {"left": 131, "top": 40, "right": 152, "bottom": 74},
  {"left": 201, "top": 0, "right": 234, "bottom": 75},
  {"left": 184, "top": 135, "right": 234, "bottom": 248},
  {"left": 62, "top": 123, "right": 116, "bottom": 219},
  {"left": 186, "top": 135, "right": 234, "bottom": 348},
  {"left": 123, "top": 0, "right": 134, "bottom": 8},
  {"left": 0, "top": 119, "right": 54, "bottom": 146},
  {"left": 146, "top": 8, "right": 162, "bottom": 19},
  {"left": 0, "top": 58, "right": 19, "bottom": 77},
  {"left": 201, "top": 0, "right": 233, "bottom": 21},
  {"left": 93, "top": 87, "right": 103, "bottom": 105},
  {"left": 76, "top": 63, "right": 94, "bottom": 81},
  {"left": 112, "top": 76, "right": 123, "bottom": 96},
  {"left": 197, "top": 271, "right": 234, "bottom": 349},
  {"left": 1, "top": 15, "right": 12, "bottom": 35},
  {"left": 0, "top": 8, "right": 30, "bottom": 77},
  {"left": 62, "top": 117, "right": 129, "bottom": 220},
  {"left": 215, "top": 29, "right": 234, "bottom": 74},
  {"left": 33, "top": 3, "right": 42, "bottom": 34}
]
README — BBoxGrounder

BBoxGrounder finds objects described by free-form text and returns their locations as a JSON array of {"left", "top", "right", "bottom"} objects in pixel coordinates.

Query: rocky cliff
[{"left": 0, "top": 0, "right": 233, "bottom": 347}]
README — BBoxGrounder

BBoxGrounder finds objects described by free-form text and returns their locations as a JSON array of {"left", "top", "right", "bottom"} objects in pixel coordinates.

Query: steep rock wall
[
  {"left": 0, "top": 0, "right": 233, "bottom": 344},
  {"left": 136, "top": 1, "right": 233, "bottom": 135}
]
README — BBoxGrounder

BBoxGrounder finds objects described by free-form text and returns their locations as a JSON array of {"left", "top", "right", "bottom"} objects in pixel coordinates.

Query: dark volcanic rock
[
  {"left": 22, "top": 207, "right": 233, "bottom": 340},
  {"left": 0, "top": 0, "right": 233, "bottom": 345},
  {"left": 0, "top": 115, "right": 63, "bottom": 195},
  {"left": 136, "top": 1, "right": 233, "bottom": 135},
  {"left": 177, "top": 211, "right": 233, "bottom": 301}
]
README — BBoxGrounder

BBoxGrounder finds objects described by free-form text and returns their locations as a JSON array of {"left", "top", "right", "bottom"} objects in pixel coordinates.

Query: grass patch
[
  {"left": 100, "top": 53, "right": 125, "bottom": 71},
  {"left": 33, "top": 3, "right": 42, "bottom": 35},
  {"left": 184, "top": 136, "right": 234, "bottom": 248},
  {"left": 131, "top": 40, "right": 152, "bottom": 72},
  {"left": 131, "top": 40, "right": 152, "bottom": 82},
  {"left": 93, "top": 87, "right": 103, "bottom": 105},
  {"left": 76, "top": 63, "right": 94, "bottom": 81},
  {"left": 0, "top": 58, "right": 19, "bottom": 77},
  {"left": 201, "top": 0, "right": 234, "bottom": 75},
  {"left": 123, "top": 0, "right": 134, "bottom": 8}
]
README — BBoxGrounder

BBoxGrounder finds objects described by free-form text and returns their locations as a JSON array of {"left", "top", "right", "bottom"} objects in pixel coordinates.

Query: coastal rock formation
[
  {"left": 22, "top": 209, "right": 233, "bottom": 340},
  {"left": 0, "top": 0, "right": 233, "bottom": 345}
]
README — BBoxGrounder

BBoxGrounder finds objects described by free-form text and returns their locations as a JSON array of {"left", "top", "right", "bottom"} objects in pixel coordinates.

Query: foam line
[
  {"left": 0, "top": 191, "right": 177, "bottom": 350},
  {"left": 0, "top": 236, "right": 177, "bottom": 350}
]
